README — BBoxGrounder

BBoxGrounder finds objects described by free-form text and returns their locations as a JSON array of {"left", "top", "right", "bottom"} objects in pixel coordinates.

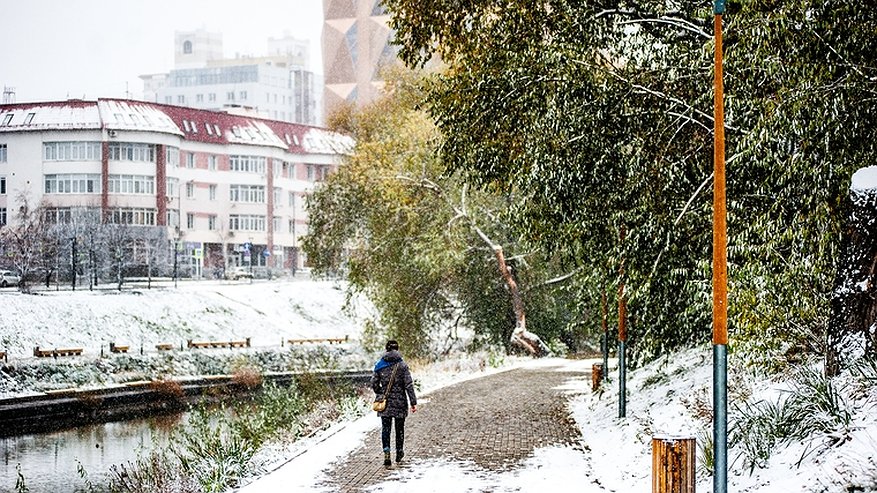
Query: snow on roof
[
  {"left": 0, "top": 99, "right": 354, "bottom": 157},
  {"left": 0, "top": 100, "right": 102, "bottom": 132},
  {"left": 301, "top": 127, "right": 355, "bottom": 155},
  {"left": 227, "top": 118, "right": 288, "bottom": 149},
  {"left": 99, "top": 99, "right": 182, "bottom": 135}
]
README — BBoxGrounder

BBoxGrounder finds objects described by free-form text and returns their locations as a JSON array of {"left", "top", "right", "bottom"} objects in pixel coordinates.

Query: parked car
[
  {"left": 0, "top": 270, "right": 21, "bottom": 288},
  {"left": 225, "top": 267, "right": 254, "bottom": 280}
]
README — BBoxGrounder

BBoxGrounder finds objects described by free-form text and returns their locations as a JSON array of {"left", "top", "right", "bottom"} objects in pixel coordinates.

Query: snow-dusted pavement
[
  {"left": 238, "top": 359, "right": 598, "bottom": 493},
  {"left": 239, "top": 350, "right": 877, "bottom": 493}
]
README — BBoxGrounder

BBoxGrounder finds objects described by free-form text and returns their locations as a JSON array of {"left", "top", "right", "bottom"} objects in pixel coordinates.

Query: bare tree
[{"left": 0, "top": 191, "right": 53, "bottom": 293}]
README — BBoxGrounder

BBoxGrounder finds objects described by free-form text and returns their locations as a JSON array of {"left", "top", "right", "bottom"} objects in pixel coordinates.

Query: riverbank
[
  {"left": 0, "top": 369, "right": 372, "bottom": 436},
  {"left": 0, "top": 278, "right": 371, "bottom": 397}
]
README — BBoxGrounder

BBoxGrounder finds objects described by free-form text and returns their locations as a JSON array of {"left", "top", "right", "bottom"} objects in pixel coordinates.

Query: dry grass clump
[
  {"left": 231, "top": 366, "right": 263, "bottom": 389},
  {"left": 149, "top": 378, "right": 185, "bottom": 400}
]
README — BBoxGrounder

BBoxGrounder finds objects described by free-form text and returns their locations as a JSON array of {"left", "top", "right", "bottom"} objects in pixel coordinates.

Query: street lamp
[{"left": 712, "top": 1, "right": 729, "bottom": 492}]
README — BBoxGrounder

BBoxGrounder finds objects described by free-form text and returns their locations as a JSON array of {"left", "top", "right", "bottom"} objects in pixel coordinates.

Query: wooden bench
[
  {"left": 155, "top": 343, "right": 174, "bottom": 351},
  {"left": 109, "top": 343, "right": 129, "bottom": 353},
  {"left": 55, "top": 347, "right": 84, "bottom": 357},
  {"left": 287, "top": 336, "right": 349, "bottom": 345},
  {"left": 34, "top": 347, "right": 83, "bottom": 358},
  {"left": 187, "top": 337, "right": 251, "bottom": 349},
  {"left": 33, "top": 347, "right": 55, "bottom": 358}
]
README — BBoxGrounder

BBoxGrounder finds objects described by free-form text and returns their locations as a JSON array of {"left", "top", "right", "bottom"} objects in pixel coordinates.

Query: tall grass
[
  {"left": 730, "top": 365, "right": 853, "bottom": 472},
  {"left": 106, "top": 374, "right": 362, "bottom": 493}
]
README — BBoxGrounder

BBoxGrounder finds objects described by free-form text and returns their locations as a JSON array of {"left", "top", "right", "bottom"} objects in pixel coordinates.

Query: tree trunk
[
  {"left": 827, "top": 176, "right": 877, "bottom": 376},
  {"left": 493, "top": 245, "right": 548, "bottom": 357}
]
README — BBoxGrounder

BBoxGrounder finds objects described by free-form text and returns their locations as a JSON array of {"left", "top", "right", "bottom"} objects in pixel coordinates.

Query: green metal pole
[
  {"left": 602, "top": 289, "right": 609, "bottom": 382},
  {"left": 714, "top": 344, "right": 728, "bottom": 493},
  {"left": 713, "top": 1, "right": 728, "bottom": 493},
  {"left": 618, "top": 277, "right": 627, "bottom": 418},
  {"left": 618, "top": 340, "right": 626, "bottom": 417}
]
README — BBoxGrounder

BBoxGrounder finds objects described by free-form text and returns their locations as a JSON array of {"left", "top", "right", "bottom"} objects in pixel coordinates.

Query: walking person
[{"left": 371, "top": 340, "right": 417, "bottom": 466}]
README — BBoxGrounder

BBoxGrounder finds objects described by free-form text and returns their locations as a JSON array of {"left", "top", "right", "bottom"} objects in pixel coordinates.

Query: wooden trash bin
[
  {"left": 652, "top": 435, "right": 695, "bottom": 493},
  {"left": 591, "top": 363, "right": 604, "bottom": 391}
]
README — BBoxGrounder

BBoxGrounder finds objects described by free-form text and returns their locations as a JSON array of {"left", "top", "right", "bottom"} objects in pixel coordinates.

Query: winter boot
[
  {"left": 395, "top": 450, "right": 404, "bottom": 463},
  {"left": 383, "top": 450, "right": 391, "bottom": 466}
]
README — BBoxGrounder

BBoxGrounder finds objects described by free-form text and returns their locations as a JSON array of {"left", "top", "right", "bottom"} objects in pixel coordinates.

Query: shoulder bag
[{"left": 372, "top": 363, "right": 400, "bottom": 412}]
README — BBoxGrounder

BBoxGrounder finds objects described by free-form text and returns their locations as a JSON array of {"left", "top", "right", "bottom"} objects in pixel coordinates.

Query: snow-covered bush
[{"left": 730, "top": 364, "right": 853, "bottom": 472}]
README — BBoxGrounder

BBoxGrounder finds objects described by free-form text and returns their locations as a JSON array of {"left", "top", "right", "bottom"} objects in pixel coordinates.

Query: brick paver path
[{"left": 321, "top": 365, "right": 584, "bottom": 492}]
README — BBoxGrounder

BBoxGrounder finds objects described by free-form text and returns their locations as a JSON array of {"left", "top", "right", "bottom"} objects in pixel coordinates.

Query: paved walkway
[{"left": 320, "top": 364, "right": 585, "bottom": 492}]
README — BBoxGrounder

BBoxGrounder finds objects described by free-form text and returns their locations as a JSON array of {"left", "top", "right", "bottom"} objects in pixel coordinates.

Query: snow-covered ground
[
  {"left": 241, "top": 353, "right": 877, "bottom": 492},
  {"left": 0, "top": 277, "right": 363, "bottom": 357},
  {"left": 3, "top": 279, "right": 875, "bottom": 491}
]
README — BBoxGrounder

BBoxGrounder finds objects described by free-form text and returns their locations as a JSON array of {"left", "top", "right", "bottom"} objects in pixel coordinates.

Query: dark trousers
[{"left": 381, "top": 416, "right": 405, "bottom": 452}]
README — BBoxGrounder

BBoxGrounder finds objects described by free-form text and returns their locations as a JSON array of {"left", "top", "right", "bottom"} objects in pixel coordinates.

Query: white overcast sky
[{"left": 0, "top": 0, "right": 324, "bottom": 103}]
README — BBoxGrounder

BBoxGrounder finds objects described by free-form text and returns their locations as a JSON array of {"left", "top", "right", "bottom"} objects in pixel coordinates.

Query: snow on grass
[{"left": 0, "top": 279, "right": 362, "bottom": 357}]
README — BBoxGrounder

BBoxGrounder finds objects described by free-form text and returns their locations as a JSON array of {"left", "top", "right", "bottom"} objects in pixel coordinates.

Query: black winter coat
[{"left": 371, "top": 350, "right": 417, "bottom": 418}]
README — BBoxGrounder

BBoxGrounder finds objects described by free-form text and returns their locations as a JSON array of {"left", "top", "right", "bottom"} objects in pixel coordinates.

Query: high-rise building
[
  {"left": 322, "top": 0, "right": 399, "bottom": 118},
  {"left": 141, "top": 30, "right": 320, "bottom": 125}
]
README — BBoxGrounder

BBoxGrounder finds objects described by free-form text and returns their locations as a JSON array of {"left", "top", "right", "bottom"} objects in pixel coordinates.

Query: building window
[
  {"left": 165, "top": 96, "right": 172, "bottom": 104},
  {"left": 166, "top": 177, "right": 179, "bottom": 199},
  {"left": 43, "top": 142, "right": 101, "bottom": 161},
  {"left": 273, "top": 216, "right": 281, "bottom": 232},
  {"left": 288, "top": 192, "right": 294, "bottom": 207},
  {"left": 187, "top": 213, "right": 195, "bottom": 230},
  {"left": 227, "top": 91, "right": 235, "bottom": 101},
  {"left": 0, "top": 144, "right": 7, "bottom": 162},
  {"left": 186, "top": 182, "right": 195, "bottom": 199},
  {"left": 166, "top": 146, "right": 180, "bottom": 167},
  {"left": 209, "top": 93, "right": 216, "bottom": 102},
  {"left": 208, "top": 215, "right": 217, "bottom": 231},
  {"left": 239, "top": 90, "right": 247, "bottom": 100},
  {"left": 320, "top": 166, "right": 330, "bottom": 181},
  {"left": 273, "top": 187, "right": 282, "bottom": 206},
  {"left": 24, "top": 113, "right": 35, "bottom": 125},
  {"left": 208, "top": 155, "right": 217, "bottom": 170},
  {"left": 167, "top": 209, "right": 180, "bottom": 228},
  {"left": 0, "top": 207, "right": 7, "bottom": 226},
  {"left": 44, "top": 174, "right": 102, "bottom": 194},
  {"left": 177, "top": 95, "right": 185, "bottom": 104},
  {"left": 229, "top": 155, "right": 266, "bottom": 174},
  {"left": 183, "top": 40, "right": 193, "bottom": 54},
  {"left": 109, "top": 207, "right": 156, "bottom": 226},
  {"left": 0, "top": 176, "right": 5, "bottom": 195},
  {"left": 108, "top": 174, "right": 155, "bottom": 195},
  {"left": 288, "top": 219, "right": 294, "bottom": 235},
  {"left": 109, "top": 142, "right": 155, "bottom": 162},
  {"left": 209, "top": 184, "right": 217, "bottom": 200},
  {"left": 306, "top": 164, "right": 315, "bottom": 181},
  {"left": 186, "top": 152, "right": 195, "bottom": 168},
  {"left": 1, "top": 115, "right": 12, "bottom": 126},
  {"left": 229, "top": 184, "right": 265, "bottom": 203},
  {"left": 229, "top": 214, "right": 265, "bottom": 232},
  {"left": 196, "top": 94, "right": 204, "bottom": 103}
]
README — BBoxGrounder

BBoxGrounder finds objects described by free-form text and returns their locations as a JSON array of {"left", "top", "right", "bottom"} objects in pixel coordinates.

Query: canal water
[{"left": 1, "top": 412, "right": 183, "bottom": 491}]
